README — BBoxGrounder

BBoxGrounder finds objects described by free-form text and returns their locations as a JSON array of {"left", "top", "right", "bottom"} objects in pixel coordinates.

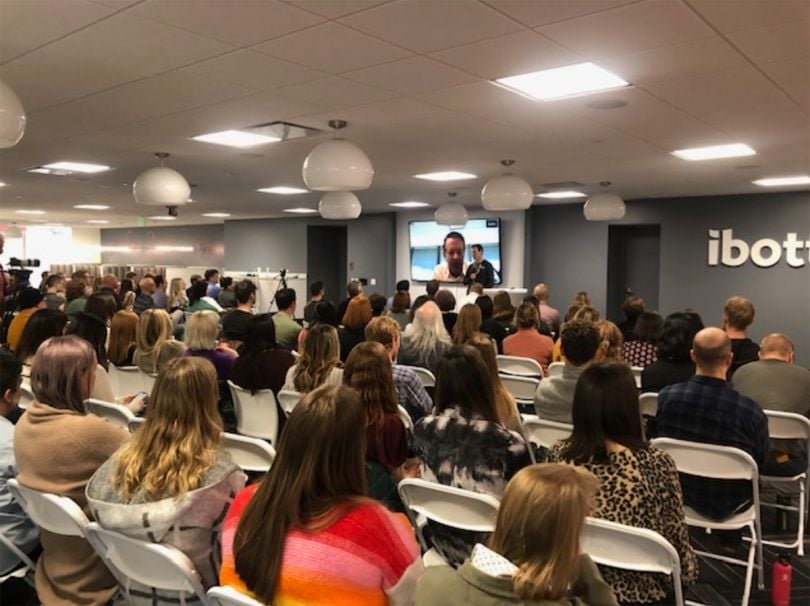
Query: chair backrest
[
  {"left": 208, "top": 585, "right": 264, "bottom": 606},
  {"left": 496, "top": 355, "right": 543, "bottom": 377},
  {"left": 499, "top": 374, "right": 540, "bottom": 402},
  {"left": 521, "top": 414, "right": 573, "bottom": 449},
  {"left": 128, "top": 416, "right": 146, "bottom": 433},
  {"left": 85, "top": 523, "right": 211, "bottom": 605},
  {"left": 639, "top": 392, "right": 658, "bottom": 417},
  {"left": 398, "top": 405, "right": 414, "bottom": 431},
  {"left": 548, "top": 361, "right": 564, "bottom": 377},
  {"left": 19, "top": 382, "right": 34, "bottom": 409},
  {"left": 763, "top": 409, "right": 810, "bottom": 443},
  {"left": 6, "top": 479, "right": 89, "bottom": 537},
  {"left": 582, "top": 517, "right": 683, "bottom": 606},
  {"left": 222, "top": 432, "right": 276, "bottom": 473},
  {"left": 0, "top": 530, "right": 36, "bottom": 577},
  {"left": 108, "top": 365, "right": 144, "bottom": 399},
  {"left": 398, "top": 478, "right": 500, "bottom": 533},
  {"left": 228, "top": 381, "right": 279, "bottom": 444},
  {"left": 140, "top": 371, "right": 157, "bottom": 395},
  {"left": 85, "top": 398, "right": 135, "bottom": 430},
  {"left": 401, "top": 365, "right": 436, "bottom": 388},
  {"left": 651, "top": 438, "right": 759, "bottom": 482},
  {"left": 277, "top": 389, "right": 303, "bottom": 416},
  {"left": 630, "top": 366, "right": 643, "bottom": 389}
]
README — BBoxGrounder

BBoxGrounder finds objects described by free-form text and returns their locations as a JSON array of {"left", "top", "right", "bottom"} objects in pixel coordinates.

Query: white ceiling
[{"left": 0, "top": 0, "right": 808, "bottom": 228}]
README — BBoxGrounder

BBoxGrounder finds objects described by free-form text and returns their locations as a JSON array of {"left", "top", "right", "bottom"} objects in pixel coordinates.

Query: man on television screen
[
  {"left": 433, "top": 231, "right": 468, "bottom": 282},
  {"left": 464, "top": 244, "right": 495, "bottom": 288}
]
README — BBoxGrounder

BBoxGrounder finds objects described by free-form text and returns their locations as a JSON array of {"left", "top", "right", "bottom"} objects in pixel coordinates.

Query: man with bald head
[
  {"left": 656, "top": 327, "right": 769, "bottom": 521},
  {"left": 732, "top": 333, "right": 810, "bottom": 476},
  {"left": 532, "top": 283, "right": 559, "bottom": 334}
]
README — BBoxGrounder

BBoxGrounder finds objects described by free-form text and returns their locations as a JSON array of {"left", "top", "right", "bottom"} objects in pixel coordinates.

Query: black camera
[{"left": 167, "top": 206, "right": 178, "bottom": 217}]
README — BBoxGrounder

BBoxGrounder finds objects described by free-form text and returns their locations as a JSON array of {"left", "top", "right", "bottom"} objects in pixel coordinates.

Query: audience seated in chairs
[
  {"left": 187, "top": 280, "right": 223, "bottom": 314},
  {"left": 503, "top": 302, "right": 554, "bottom": 375},
  {"left": 398, "top": 301, "right": 452, "bottom": 375},
  {"left": 548, "top": 363, "right": 697, "bottom": 603},
  {"left": 66, "top": 312, "right": 119, "bottom": 404},
  {"left": 452, "top": 303, "right": 485, "bottom": 345},
  {"left": 108, "top": 310, "right": 138, "bottom": 367},
  {"left": 302, "top": 281, "right": 325, "bottom": 325},
  {"left": 14, "top": 335, "right": 129, "bottom": 605},
  {"left": 618, "top": 295, "right": 645, "bottom": 342},
  {"left": 337, "top": 279, "right": 363, "bottom": 323},
  {"left": 133, "top": 276, "right": 157, "bottom": 315},
  {"left": 468, "top": 334, "right": 523, "bottom": 435},
  {"left": 84, "top": 290, "right": 118, "bottom": 326},
  {"left": 369, "top": 292, "right": 387, "bottom": 318},
  {"left": 594, "top": 320, "right": 624, "bottom": 364},
  {"left": 435, "top": 289, "right": 458, "bottom": 335},
  {"left": 297, "top": 299, "right": 339, "bottom": 351},
  {"left": 412, "top": 344, "right": 531, "bottom": 566},
  {"left": 283, "top": 324, "right": 343, "bottom": 393},
  {"left": 220, "top": 279, "right": 257, "bottom": 345},
  {"left": 531, "top": 283, "right": 561, "bottom": 336},
  {"left": 386, "top": 290, "right": 411, "bottom": 331},
  {"left": 217, "top": 276, "right": 237, "bottom": 309},
  {"left": 551, "top": 305, "right": 599, "bottom": 363},
  {"left": 640, "top": 312, "right": 702, "bottom": 393},
  {"left": 723, "top": 296, "right": 760, "bottom": 378},
  {"left": 623, "top": 311, "right": 663, "bottom": 368},
  {"left": 133, "top": 308, "right": 186, "bottom": 375},
  {"left": 220, "top": 384, "right": 422, "bottom": 605},
  {"left": 492, "top": 291, "right": 516, "bottom": 333},
  {"left": 14, "top": 308, "right": 68, "bottom": 381},
  {"left": 86, "top": 357, "right": 246, "bottom": 601},
  {"left": 476, "top": 295, "right": 506, "bottom": 354},
  {"left": 415, "top": 464, "right": 617, "bottom": 606},
  {"left": 339, "top": 294, "right": 372, "bottom": 362},
  {"left": 167, "top": 277, "right": 188, "bottom": 313},
  {"left": 6, "top": 287, "right": 46, "bottom": 353},
  {"left": 64, "top": 278, "right": 88, "bottom": 322},
  {"left": 271, "top": 288, "right": 301, "bottom": 352},
  {"left": 43, "top": 274, "right": 66, "bottom": 311}
]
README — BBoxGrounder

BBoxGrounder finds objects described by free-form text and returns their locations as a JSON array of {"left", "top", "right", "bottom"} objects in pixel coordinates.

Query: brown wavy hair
[
  {"left": 292, "top": 324, "right": 341, "bottom": 392},
  {"left": 452, "top": 303, "right": 482, "bottom": 345},
  {"left": 108, "top": 310, "right": 138, "bottom": 366},
  {"left": 343, "top": 341, "right": 397, "bottom": 426}
]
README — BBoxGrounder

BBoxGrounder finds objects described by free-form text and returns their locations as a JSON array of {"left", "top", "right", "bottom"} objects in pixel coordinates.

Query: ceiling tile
[
  {"left": 482, "top": 0, "right": 642, "bottom": 27},
  {"left": 343, "top": 56, "right": 477, "bottom": 94},
  {"left": 0, "top": 0, "right": 115, "bottom": 63},
  {"left": 293, "top": 97, "right": 458, "bottom": 131},
  {"left": 538, "top": 0, "right": 713, "bottom": 58},
  {"left": 276, "top": 76, "right": 397, "bottom": 109},
  {"left": 282, "top": 0, "right": 390, "bottom": 19},
  {"left": 87, "top": 0, "right": 144, "bottom": 7},
  {"left": 728, "top": 20, "right": 810, "bottom": 65},
  {"left": 205, "top": 91, "right": 329, "bottom": 126},
  {"left": 130, "top": 0, "right": 324, "bottom": 46},
  {"left": 0, "top": 13, "right": 233, "bottom": 111},
  {"left": 184, "top": 50, "right": 325, "bottom": 90},
  {"left": 687, "top": 0, "right": 810, "bottom": 33},
  {"left": 430, "top": 30, "right": 581, "bottom": 79},
  {"left": 761, "top": 57, "right": 810, "bottom": 113},
  {"left": 339, "top": 0, "right": 523, "bottom": 53},
  {"left": 252, "top": 21, "right": 411, "bottom": 73}
]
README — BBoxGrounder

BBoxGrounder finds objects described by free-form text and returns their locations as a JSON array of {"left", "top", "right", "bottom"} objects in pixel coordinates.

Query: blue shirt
[
  {"left": 391, "top": 364, "right": 432, "bottom": 423},
  {"left": 656, "top": 375, "right": 769, "bottom": 520}
]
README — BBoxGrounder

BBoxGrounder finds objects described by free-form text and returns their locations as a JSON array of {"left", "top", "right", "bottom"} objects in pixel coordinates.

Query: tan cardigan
[{"left": 14, "top": 401, "right": 129, "bottom": 605}]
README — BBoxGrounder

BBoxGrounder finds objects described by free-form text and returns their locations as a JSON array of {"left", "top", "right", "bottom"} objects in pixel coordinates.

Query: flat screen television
[{"left": 409, "top": 218, "right": 502, "bottom": 283}]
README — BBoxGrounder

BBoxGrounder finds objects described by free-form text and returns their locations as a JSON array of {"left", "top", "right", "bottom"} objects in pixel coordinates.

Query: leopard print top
[{"left": 548, "top": 443, "right": 698, "bottom": 603}]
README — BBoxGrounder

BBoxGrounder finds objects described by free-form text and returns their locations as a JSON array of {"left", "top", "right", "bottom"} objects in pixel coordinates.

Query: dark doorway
[
  {"left": 607, "top": 225, "right": 661, "bottom": 323},
  {"left": 307, "top": 225, "right": 347, "bottom": 309}
]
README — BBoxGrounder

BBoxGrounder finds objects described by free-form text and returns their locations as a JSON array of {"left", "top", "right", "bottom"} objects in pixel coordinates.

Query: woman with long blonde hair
[
  {"left": 87, "top": 357, "right": 245, "bottom": 603},
  {"left": 452, "top": 303, "right": 484, "bottom": 345},
  {"left": 108, "top": 309, "right": 138, "bottom": 366},
  {"left": 220, "top": 384, "right": 422, "bottom": 605},
  {"left": 168, "top": 277, "right": 188, "bottom": 311},
  {"left": 283, "top": 324, "right": 343, "bottom": 393},
  {"left": 467, "top": 334, "right": 522, "bottom": 434},
  {"left": 133, "top": 308, "right": 185, "bottom": 374},
  {"left": 415, "top": 464, "right": 617, "bottom": 606}
]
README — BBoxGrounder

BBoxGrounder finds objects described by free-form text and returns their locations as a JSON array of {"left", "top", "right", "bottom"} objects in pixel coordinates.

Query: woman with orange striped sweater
[{"left": 220, "top": 383, "right": 423, "bottom": 605}]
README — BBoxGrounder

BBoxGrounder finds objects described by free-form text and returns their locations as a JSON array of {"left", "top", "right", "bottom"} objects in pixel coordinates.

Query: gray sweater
[{"left": 533, "top": 365, "right": 585, "bottom": 423}]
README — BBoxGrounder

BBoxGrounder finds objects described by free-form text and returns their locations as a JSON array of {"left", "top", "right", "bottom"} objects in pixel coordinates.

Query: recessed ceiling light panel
[
  {"left": 15, "top": 209, "right": 45, "bottom": 215},
  {"left": 672, "top": 143, "right": 756, "bottom": 161},
  {"left": 753, "top": 175, "right": 810, "bottom": 187},
  {"left": 258, "top": 186, "right": 309, "bottom": 195},
  {"left": 149, "top": 216, "right": 177, "bottom": 221},
  {"left": 202, "top": 212, "right": 231, "bottom": 218},
  {"left": 414, "top": 171, "right": 477, "bottom": 182},
  {"left": 390, "top": 201, "right": 431, "bottom": 208},
  {"left": 536, "top": 191, "right": 586, "bottom": 199},
  {"left": 74, "top": 204, "right": 110, "bottom": 210},
  {"left": 495, "top": 62, "right": 629, "bottom": 101},
  {"left": 86, "top": 220, "right": 109, "bottom": 224},
  {"left": 192, "top": 129, "right": 281, "bottom": 148},
  {"left": 42, "top": 161, "right": 111, "bottom": 173},
  {"left": 283, "top": 208, "right": 318, "bottom": 214}
]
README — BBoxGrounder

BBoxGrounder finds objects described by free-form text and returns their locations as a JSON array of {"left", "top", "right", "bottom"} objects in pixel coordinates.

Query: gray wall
[
  {"left": 526, "top": 191, "right": 810, "bottom": 365},
  {"left": 100, "top": 224, "right": 224, "bottom": 266}
]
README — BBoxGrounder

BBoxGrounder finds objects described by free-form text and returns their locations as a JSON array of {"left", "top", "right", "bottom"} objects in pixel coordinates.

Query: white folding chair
[
  {"left": 208, "top": 585, "right": 263, "bottom": 606},
  {"left": 128, "top": 416, "right": 146, "bottom": 432},
  {"left": 499, "top": 374, "right": 539, "bottom": 404},
  {"left": 85, "top": 523, "right": 212, "bottom": 606},
  {"left": 639, "top": 392, "right": 658, "bottom": 418},
  {"left": 0, "top": 532, "right": 36, "bottom": 583},
  {"left": 521, "top": 414, "right": 573, "bottom": 449},
  {"left": 277, "top": 389, "right": 303, "bottom": 416},
  {"left": 228, "top": 381, "right": 279, "bottom": 445},
  {"left": 222, "top": 432, "right": 276, "bottom": 473},
  {"left": 398, "top": 405, "right": 414, "bottom": 432},
  {"left": 85, "top": 398, "right": 135, "bottom": 431},
  {"left": 139, "top": 370, "right": 157, "bottom": 395},
  {"left": 108, "top": 365, "right": 143, "bottom": 399},
  {"left": 398, "top": 478, "right": 499, "bottom": 565},
  {"left": 582, "top": 517, "right": 685, "bottom": 606},
  {"left": 631, "top": 366, "right": 643, "bottom": 389},
  {"left": 496, "top": 355, "right": 542, "bottom": 377},
  {"left": 400, "top": 365, "right": 436, "bottom": 388},
  {"left": 651, "top": 438, "right": 763, "bottom": 606},
  {"left": 548, "top": 361, "right": 564, "bottom": 377},
  {"left": 19, "top": 382, "right": 34, "bottom": 410},
  {"left": 760, "top": 410, "right": 810, "bottom": 556}
]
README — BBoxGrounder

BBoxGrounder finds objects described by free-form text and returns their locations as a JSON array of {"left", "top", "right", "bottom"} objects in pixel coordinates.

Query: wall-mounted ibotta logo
[{"left": 708, "top": 229, "right": 809, "bottom": 268}]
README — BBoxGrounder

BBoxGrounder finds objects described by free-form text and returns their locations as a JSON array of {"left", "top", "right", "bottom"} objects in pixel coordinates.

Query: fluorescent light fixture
[
  {"left": 536, "top": 191, "right": 586, "bottom": 199},
  {"left": 74, "top": 204, "right": 110, "bottom": 210},
  {"left": 753, "top": 175, "right": 810, "bottom": 187},
  {"left": 202, "top": 212, "right": 231, "bottom": 218},
  {"left": 42, "top": 161, "right": 111, "bottom": 173},
  {"left": 390, "top": 201, "right": 431, "bottom": 208},
  {"left": 149, "top": 216, "right": 177, "bottom": 221},
  {"left": 414, "top": 171, "right": 477, "bottom": 182},
  {"left": 155, "top": 245, "right": 194, "bottom": 252},
  {"left": 86, "top": 220, "right": 109, "bottom": 224},
  {"left": 258, "top": 186, "right": 309, "bottom": 195},
  {"left": 283, "top": 208, "right": 318, "bottom": 214},
  {"left": 28, "top": 167, "right": 52, "bottom": 174},
  {"left": 100, "top": 245, "right": 133, "bottom": 253},
  {"left": 0, "top": 182, "right": 5, "bottom": 187},
  {"left": 15, "top": 209, "right": 46, "bottom": 215},
  {"left": 192, "top": 129, "right": 281, "bottom": 148},
  {"left": 671, "top": 143, "right": 756, "bottom": 161},
  {"left": 495, "top": 62, "right": 629, "bottom": 101}
]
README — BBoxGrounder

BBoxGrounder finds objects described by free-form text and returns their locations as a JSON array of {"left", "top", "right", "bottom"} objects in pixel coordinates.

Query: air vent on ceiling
[
  {"left": 540, "top": 180, "right": 586, "bottom": 188},
  {"left": 244, "top": 121, "right": 324, "bottom": 141}
]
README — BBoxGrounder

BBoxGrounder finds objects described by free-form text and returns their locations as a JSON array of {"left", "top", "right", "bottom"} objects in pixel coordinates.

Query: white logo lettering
[{"left": 708, "top": 229, "right": 809, "bottom": 268}]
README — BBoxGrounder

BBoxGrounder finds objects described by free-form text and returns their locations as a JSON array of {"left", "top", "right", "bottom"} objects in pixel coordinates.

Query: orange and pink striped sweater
[{"left": 220, "top": 484, "right": 423, "bottom": 605}]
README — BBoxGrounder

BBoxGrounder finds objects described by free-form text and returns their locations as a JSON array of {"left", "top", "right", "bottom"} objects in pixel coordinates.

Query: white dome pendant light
[
  {"left": 302, "top": 119, "right": 374, "bottom": 191},
  {"left": 319, "top": 191, "right": 362, "bottom": 220},
  {"left": 481, "top": 160, "right": 534, "bottom": 211},
  {"left": 434, "top": 192, "right": 468, "bottom": 227},
  {"left": 133, "top": 152, "right": 191, "bottom": 207},
  {"left": 583, "top": 192, "right": 626, "bottom": 221},
  {"left": 0, "top": 79, "right": 27, "bottom": 148}
]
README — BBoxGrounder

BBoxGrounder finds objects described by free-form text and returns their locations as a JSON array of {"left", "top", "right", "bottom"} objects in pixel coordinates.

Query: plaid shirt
[
  {"left": 657, "top": 375, "right": 769, "bottom": 520},
  {"left": 391, "top": 364, "right": 433, "bottom": 422}
]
